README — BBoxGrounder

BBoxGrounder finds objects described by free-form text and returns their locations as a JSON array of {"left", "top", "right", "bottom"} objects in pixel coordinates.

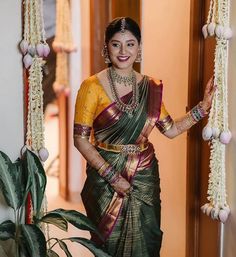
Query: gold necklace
[
  {"left": 110, "top": 66, "right": 135, "bottom": 86},
  {"left": 107, "top": 68, "right": 139, "bottom": 116}
]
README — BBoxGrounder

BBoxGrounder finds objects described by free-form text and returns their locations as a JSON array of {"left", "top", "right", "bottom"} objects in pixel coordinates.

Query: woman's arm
[
  {"left": 163, "top": 77, "right": 216, "bottom": 139},
  {"left": 74, "top": 135, "right": 131, "bottom": 196}
]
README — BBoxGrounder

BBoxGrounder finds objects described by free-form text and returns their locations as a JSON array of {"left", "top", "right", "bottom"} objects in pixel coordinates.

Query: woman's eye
[
  {"left": 127, "top": 43, "right": 135, "bottom": 47},
  {"left": 112, "top": 43, "right": 120, "bottom": 47}
]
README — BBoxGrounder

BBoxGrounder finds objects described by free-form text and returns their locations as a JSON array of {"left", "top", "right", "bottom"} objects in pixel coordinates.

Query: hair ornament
[{"left": 120, "top": 18, "right": 126, "bottom": 33}]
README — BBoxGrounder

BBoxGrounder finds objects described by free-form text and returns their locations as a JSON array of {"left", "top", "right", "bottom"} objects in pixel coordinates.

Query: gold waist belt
[{"left": 95, "top": 141, "right": 149, "bottom": 154}]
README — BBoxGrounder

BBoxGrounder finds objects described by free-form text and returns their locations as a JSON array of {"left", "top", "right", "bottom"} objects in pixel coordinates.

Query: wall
[
  {"left": 68, "top": 0, "right": 90, "bottom": 201},
  {"left": 142, "top": 1, "right": 190, "bottom": 257},
  {"left": 222, "top": 1, "right": 236, "bottom": 256},
  {"left": 0, "top": 1, "right": 24, "bottom": 255}
]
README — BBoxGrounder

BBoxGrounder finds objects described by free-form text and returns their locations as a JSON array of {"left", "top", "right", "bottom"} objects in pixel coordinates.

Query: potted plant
[{"left": 0, "top": 149, "right": 111, "bottom": 257}]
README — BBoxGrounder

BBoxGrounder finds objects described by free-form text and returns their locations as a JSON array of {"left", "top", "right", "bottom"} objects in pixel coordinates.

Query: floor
[{"left": 44, "top": 103, "right": 92, "bottom": 257}]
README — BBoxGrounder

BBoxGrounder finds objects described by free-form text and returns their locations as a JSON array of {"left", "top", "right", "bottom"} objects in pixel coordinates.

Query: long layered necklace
[{"left": 107, "top": 67, "right": 139, "bottom": 116}]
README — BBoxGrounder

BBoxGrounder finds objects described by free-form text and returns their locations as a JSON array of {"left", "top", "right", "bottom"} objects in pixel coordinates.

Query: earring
[
  {"left": 101, "top": 44, "right": 111, "bottom": 64},
  {"left": 135, "top": 48, "right": 142, "bottom": 63}
]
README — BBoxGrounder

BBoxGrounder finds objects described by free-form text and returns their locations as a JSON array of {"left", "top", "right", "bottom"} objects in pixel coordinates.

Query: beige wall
[
  {"left": 0, "top": 1, "right": 23, "bottom": 255},
  {"left": 68, "top": 0, "right": 90, "bottom": 200},
  {"left": 223, "top": 1, "right": 236, "bottom": 256},
  {"left": 0, "top": 1, "right": 23, "bottom": 220},
  {"left": 142, "top": 1, "right": 190, "bottom": 257}
]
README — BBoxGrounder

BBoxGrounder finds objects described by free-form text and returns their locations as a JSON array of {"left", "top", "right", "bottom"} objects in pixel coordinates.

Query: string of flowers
[
  {"left": 52, "top": 0, "right": 77, "bottom": 95},
  {"left": 20, "top": 0, "right": 50, "bottom": 162},
  {"left": 20, "top": 0, "right": 50, "bottom": 241},
  {"left": 201, "top": 0, "right": 232, "bottom": 223}
]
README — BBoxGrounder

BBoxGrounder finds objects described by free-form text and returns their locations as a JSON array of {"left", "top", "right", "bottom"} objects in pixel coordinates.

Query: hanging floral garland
[
  {"left": 20, "top": 0, "right": 50, "bottom": 162},
  {"left": 52, "top": 0, "right": 77, "bottom": 94},
  {"left": 201, "top": 0, "right": 232, "bottom": 223}
]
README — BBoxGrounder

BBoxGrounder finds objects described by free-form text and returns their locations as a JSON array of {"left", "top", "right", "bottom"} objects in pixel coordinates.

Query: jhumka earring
[
  {"left": 135, "top": 48, "right": 142, "bottom": 63},
  {"left": 101, "top": 44, "right": 111, "bottom": 64}
]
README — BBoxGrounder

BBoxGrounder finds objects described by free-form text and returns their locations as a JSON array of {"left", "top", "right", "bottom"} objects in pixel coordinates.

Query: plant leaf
[
  {"left": 48, "top": 209, "right": 101, "bottom": 236},
  {"left": 0, "top": 220, "right": 15, "bottom": 240},
  {"left": 20, "top": 224, "right": 46, "bottom": 257},
  {"left": 24, "top": 150, "right": 46, "bottom": 217},
  {"left": 0, "top": 151, "right": 22, "bottom": 210},
  {"left": 47, "top": 249, "right": 60, "bottom": 257},
  {"left": 67, "top": 237, "right": 112, "bottom": 257},
  {"left": 58, "top": 240, "right": 72, "bottom": 257},
  {"left": 40, "top": 213, "right": 68, "bottom": 231}
]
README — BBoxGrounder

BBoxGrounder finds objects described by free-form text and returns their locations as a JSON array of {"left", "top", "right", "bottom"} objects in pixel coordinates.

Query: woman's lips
[{"left": 117, "top": 56, "right": 130, "bottom": 62}]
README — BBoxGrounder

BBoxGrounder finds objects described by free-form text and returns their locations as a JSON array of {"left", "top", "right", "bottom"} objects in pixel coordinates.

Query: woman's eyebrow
[{"left": 110, "top": 39, "right": 136, "bottom": 43}]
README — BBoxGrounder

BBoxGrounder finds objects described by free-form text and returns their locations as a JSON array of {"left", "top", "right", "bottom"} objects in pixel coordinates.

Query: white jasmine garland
[{"left": 201, "top": 0, "right": 231, "bottom": 223}]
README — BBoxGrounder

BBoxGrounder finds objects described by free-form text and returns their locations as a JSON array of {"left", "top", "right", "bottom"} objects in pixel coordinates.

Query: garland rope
[
  {"left": 201, "top": 0, "right": 232, "bottom": 223},
  {"left": 52, "top": 0, "right": 76, "bottom": 94},
  {"left": 21, "top": 0, "right": 50, "bottom": 238}
]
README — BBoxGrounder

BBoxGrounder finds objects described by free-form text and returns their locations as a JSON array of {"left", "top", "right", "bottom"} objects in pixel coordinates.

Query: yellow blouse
[{"left": 74, "top": 75, "right": 172, "bottom": 131}]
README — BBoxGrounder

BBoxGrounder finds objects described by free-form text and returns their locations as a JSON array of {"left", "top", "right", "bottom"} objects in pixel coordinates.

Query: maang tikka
[{"left": 120, "top": 18, "right": 126, "bottom": 33}]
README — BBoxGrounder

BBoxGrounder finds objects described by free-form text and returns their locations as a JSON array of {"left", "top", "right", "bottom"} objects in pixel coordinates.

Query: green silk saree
[{"left": 81, "top": 76, "right": 163, "bottom": 257}]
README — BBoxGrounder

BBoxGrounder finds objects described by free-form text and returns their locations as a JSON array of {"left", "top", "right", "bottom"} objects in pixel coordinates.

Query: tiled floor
[{"left": 44, "top": 103, "right": 92, "bottom": 257}]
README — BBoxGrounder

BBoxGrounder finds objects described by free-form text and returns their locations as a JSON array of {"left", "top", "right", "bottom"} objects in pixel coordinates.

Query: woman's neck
[{"left": 111, "top": 66, "right": 133, "bottom": 77}]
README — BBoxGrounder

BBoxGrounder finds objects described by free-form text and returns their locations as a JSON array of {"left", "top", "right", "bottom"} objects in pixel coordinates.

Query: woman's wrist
[{"left": 98, "top": 161, "right": 119, "bottom": 184}]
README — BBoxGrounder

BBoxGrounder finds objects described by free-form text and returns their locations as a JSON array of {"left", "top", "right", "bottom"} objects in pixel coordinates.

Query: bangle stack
[
  {"left": 190, "top": 102, "right": 208, "bottom": 122},
  {"left": 98, "top": 162, "right": 119, "bottom": 184}
]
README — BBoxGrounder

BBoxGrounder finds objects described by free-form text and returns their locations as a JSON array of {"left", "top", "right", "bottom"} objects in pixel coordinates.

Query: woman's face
[{"left": 107, "top": 30, "right": 140, "bottom": 71}]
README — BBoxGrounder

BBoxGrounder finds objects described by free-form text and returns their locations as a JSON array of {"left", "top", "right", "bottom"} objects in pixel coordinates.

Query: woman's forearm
[
  {"left": 74, "top": 136, "right": 106, "bottom": 170},
  {"left": 164, "top": 102, "right": 208, "bottom": 139}
]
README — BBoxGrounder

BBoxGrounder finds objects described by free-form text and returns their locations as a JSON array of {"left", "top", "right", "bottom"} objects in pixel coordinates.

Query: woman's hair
[{"left": 105, "top": 17, "right": 141, "bottom": 44}]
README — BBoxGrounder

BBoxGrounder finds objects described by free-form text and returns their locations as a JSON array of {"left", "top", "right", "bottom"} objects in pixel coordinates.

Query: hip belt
[{"left": 95, "top": 141, "right": 149, "bottom": 155}]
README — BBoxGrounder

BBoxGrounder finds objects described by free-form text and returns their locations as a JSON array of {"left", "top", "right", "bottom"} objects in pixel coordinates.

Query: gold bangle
[{"left": 97, "top": 161, "right": 110, "bottom": 175}]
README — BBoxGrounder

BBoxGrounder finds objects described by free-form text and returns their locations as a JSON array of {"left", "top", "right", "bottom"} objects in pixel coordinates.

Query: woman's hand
[
  {"left": 110, "top": 175, "right": 131, "bottom": 197},
  {"left": 201, "top": 76, "right": 217, "bottom": 112}
]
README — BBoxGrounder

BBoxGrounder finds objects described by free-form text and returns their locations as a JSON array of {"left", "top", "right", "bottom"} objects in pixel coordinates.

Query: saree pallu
[{"left": 81, "top": 76, "right": 163, "bottom": 257}]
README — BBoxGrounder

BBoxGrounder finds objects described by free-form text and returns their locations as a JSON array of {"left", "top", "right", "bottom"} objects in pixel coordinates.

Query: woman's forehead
[{"left": 109, "top": 30, "right": 137, "bottom": 42}]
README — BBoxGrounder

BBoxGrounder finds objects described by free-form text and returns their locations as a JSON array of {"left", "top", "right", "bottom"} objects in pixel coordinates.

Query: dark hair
[{"left": 105, "top": 17, "right": 141, "bottom": 44}]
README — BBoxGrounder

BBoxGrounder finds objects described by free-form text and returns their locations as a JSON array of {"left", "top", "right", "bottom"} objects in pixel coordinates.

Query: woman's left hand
[{"left": 201, "top": 76, "right": 217, "bottom": 112}]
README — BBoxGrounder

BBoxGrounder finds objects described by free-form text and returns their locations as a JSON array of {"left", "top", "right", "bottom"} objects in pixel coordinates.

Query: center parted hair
[{"left": 105, "top": 17, "right": 141, "bottom": 44}]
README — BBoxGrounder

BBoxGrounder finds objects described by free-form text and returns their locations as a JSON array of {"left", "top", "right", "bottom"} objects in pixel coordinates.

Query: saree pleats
[{"left": 81, "top": 77, "right": 163, "bottom": 257}]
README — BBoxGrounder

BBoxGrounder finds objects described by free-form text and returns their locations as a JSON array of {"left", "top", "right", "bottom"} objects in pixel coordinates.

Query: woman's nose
[{"left": 119, "top": 45, "right": 126, "bottom": 54}]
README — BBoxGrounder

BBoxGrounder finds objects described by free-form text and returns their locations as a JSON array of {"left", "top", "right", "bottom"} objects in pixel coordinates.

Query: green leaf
[
  {"left": 47, "top": 249, "right": 60, "bottom": 257},
  {"left": 24, "top": 150, "right": 46, "bottom": 216},
  {"left": 58, "top": 240, "right": 72, "bottom": 257},
  {"left": 40, "top": 213, "right": 68, "bottom": 231},
  {"left": 0, "top": 151, "right": 22, "bottom": 210},
  {"left": 48, "top": 209, "right": 101, "bottom": 236},
  {"left": 15, "top": 158, "right": 28, "bottom": 205},
  {"left": 20, "top": 224, "right": 46, "bottom": 257},
  {"left": 68, "top": 237, "right": 112, "bottom": 257},
  {"left": 0, "top": 220, "right": 15, "bottom": 240}
]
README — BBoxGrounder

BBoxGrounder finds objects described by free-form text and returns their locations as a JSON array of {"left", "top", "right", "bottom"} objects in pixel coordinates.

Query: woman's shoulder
[
  {"left": 145, "top": 75, "right": 162, "bottom": 86},
  {"left": 79, "top": 74, "right": 104, "bottom": 93}
]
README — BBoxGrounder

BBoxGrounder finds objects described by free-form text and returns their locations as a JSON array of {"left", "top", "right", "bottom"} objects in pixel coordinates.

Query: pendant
[{"left": 128, "top": 112, "right": 133, "bottom": 118}]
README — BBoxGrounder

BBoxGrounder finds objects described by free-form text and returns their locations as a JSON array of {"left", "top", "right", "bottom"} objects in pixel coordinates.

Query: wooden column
[{"left": 186, "top": 0, "right": 220, "bottom": 256}]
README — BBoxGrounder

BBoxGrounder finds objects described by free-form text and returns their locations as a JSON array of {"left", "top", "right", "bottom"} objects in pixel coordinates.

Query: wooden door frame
[{"left": 186, "top": 0, "right": 220, "bottom": 256}]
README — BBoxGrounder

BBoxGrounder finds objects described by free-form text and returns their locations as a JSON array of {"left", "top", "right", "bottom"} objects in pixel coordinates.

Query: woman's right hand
[{"left": 110, "top": 175, "right": 131, "bottom": 197}]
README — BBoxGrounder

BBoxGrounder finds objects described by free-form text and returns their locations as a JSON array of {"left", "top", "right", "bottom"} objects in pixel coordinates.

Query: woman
[{"left": 74, "top": 17, "right": 215, "bottom": 257}]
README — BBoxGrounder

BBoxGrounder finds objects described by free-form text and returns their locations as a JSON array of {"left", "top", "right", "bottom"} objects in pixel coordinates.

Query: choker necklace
[
  {"left": 107, "top": 67, "right": 139, "bottom": 116},
  {"left": 110, "top": 67, "right": 136, "bottom": 86}
]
